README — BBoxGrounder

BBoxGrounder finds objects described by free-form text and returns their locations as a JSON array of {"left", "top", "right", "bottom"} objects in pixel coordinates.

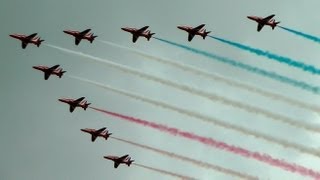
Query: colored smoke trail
[
  {"left": 153, "top": 37, "right": 320, "bottom": 94},
  {"left": 99, "top": 40, "right": 320, "bottom": 113},
  {"left": 91, "top": 107, "right": 320, "bottom": 179},
  {"left": 111, "top": 136, "right": 259, "bottom": 180},
  {"left": 45, "top": 44, "right": 320, "bottom": 133},
  {"left": 69, "top": 75, "right": 320, "bottom": 158},
  {"left": 133, "top": 163, "right": 198, "bottom": 180},
  {"left": 279, "top": 26, "right": 320, "bottom": 43},
  {"left": 210, "top": 36, "right": 320, "bottom": 75}
]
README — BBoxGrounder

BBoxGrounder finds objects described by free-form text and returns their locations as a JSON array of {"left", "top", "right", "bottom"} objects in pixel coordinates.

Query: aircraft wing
[
  {"left": 75, "top": 97, "right": 85, "bottom": 103},
  {"left": 132, "top": 35, "right": 139, "bottom": 43},
  {"left": 138, "top": 26, "right": 149, "bottom": 33},
  {"left": 75, "top": 38, "right": 82, "bottom": 45},
  {"left": 119, "top": 154, "right": 129, "bottom": 160},
  {"left": 114, "top": 162, "right": 120, "bottom": 168},
  {"left": 257, "top": 23, "right": 264, "bottom": 32},
  {"left": 27, "top": 33, "right": 37, "bottom": 39},
  {"left": 21, "top": 42, "right": 28, "bottom": 49},
  {"left": 188, "top": 33, "right": 196, "bottom": 41},
  {"left": 80, "top": 29, "right": 91, "bottom": 35},
  {"left": 69, "top": 105, "right": 76, "bottom": 113},
  {"left": 91, "top": 135, "right": 98, "bottom": 142},
  {"left": 44, "top": 72, "right": 51, "bottom": 80},
  {"left": 193, "top": 24, "right": 205, "bottom": 31},
  {"left": 96, "top": 127, "right": 107, "bottom": 133},
  {"left": 263, "top": 14, "right": 275, "bottom": 21},
  {"left": 49, "top": 64, "right": 60, "bottom": 70}
]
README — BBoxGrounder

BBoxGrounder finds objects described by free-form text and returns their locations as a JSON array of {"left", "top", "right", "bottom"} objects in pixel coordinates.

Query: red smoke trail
[{"left": 90, "top": 107, "right": 320, "bottom": 179}]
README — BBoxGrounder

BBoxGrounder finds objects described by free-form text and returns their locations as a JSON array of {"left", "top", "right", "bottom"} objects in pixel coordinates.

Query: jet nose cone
[
  {"left": 80, "top": 129, "right": 86, "bottom": 132},
  {"left": 177, "top": 26, "right": 183, "bottom": 29},
  {"left": 32, "top": 66, "right": 37, "bottom": 69},
  {"left": 58, "top": 98, "right": 64, "bottom": 102},
  {"left": 121, "top": 28, "right": 126, "bottom": 31},
  {"left": 247, "top": 16, "right": 254, "bottom": 19},
  {"left": 63, "top": 30, "right": 68, "bottom": 33}
]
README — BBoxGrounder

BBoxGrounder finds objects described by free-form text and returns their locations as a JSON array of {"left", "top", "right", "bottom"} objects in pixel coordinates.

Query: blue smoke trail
[
  {"left": 279, "top": 26, "right": 320, "bottom": 43},
  {"left": 209, "top": 36, "right": 320, "bottom": 75},
  {"left": 153, "top": 37, "right": 320, "bottom": 94}
]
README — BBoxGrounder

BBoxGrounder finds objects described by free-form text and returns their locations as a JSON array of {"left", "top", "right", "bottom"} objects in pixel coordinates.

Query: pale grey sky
[{"left": 1, "top": 0, "right": 320, "bottom": 179}]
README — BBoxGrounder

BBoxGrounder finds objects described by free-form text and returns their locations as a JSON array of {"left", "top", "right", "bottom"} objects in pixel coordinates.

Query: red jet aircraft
[
  {"left": 80, "top": 127, "right": 112, "bottom": 142},
  {"left": 104, "top": 154, "right": 134, "bottom": 168},
  {"left": 177, "top": 24, "right": 211, "bottom": 41},
  {"left": 63, "top": 29, "right": 97, "bottom": 45},
  {"left": 247, "top": 14, "right": 280, "bottom": 32},
  {"left": 121, "top": 26, "right": 155, "bottom": 43},
  {"left": 33, "top": 64, "right": 66, "bottom": 80},
  {"left": 58, "top": 97, "right": 91, "bottom": 113},
  {"left": 9, "top": 33, "right": 44, "bottom": 49}
]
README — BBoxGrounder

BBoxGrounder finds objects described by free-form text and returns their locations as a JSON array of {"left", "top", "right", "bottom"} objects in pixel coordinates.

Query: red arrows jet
[
  {"left": 121, "top": 26, "right": 155, "bottom": 43},
  {"left": 33, "top": 64, "right": 66, "bottom": 80},
  {"left": 9, "top": 33, "right": 44, "bottom": 49},
  {"left": 104, "top": 154, "right": 134, "bottom": 168},
  {"left": 80, "top": 127, "right": 112, "bottom": 142},
  {"left": 177, "top": 24, "right": 211, "bottom": 41},
  {"left": 58, "top": 97, "right": 91, "bottom": 113},
  {"left": 63, "top": 29, "right": 97, "bottom": 45},
  {"left": 247, "top": 14, "right": 280, "bottom": 32}
]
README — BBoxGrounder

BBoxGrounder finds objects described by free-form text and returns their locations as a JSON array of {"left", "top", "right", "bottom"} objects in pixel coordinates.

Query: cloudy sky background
[{"left": 1, "top": 0, "right": 320, "bottom": 179}]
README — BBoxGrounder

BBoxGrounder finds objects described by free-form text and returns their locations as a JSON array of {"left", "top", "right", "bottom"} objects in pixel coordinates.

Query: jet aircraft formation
[
  {"left": 11, "top": 14, "right": 281, "bottom": 176},
  {"left": 10, "top": 14, "right": 279, "bottom": 49}
]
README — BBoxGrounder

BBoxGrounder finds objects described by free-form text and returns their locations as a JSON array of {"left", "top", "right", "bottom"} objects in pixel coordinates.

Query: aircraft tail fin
[
  {"left": 37, "top": 38, "right": 45, "bottom": 47},
  {"left": 89, "top": 35, "right": 98, "bottom": 43},
  {"left": 83, "top": 102, "right": 91, "bottom": 110},
  {"left": 272, "top": 21, "right": 280, "bottom": 29},
  {"left": 105, "top": 132, "right": 112, "bottom": 140},
  {"left": 127, "top": 159, "right": 134, "bottom": 166},
  {"left": 202, "top": 29, "right": 211, "bottom": 39},
  {"left": 59, "top": 71, "right": 66, "bottom": 78},
  {"left": 147, "top": 32, "right": 155, "bottom": 41}
]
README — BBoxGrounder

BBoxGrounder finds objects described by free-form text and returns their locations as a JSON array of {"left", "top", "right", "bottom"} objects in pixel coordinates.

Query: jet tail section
[
  {"left": 83, "top": 102, "right": 91, "bottom": 110},
  {"left": 59, "top": 71, "right": 66, "bottom": 78},
  {"left": 105, "top": 132, "right": 112, "bottom": 140},
  {"left": 36, "top": 39, "right": 45, "bottom": 47},
  {"left": 271, "top": 21, "right": 280, "bottom": 29},
  {"left": 147, "top": 33, "right": 155, "bottom": 41},
  {"left": 89, "top": 35, "right": 98, "bottom": 43},
  {"left": 201, "top": 30, "right": 211, "bottom": 39},
  {"left": 127, "top": 159, "right": 134, "bottom": 166}
]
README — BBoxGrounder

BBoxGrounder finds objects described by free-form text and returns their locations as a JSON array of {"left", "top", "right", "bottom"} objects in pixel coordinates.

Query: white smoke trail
[
  {"left": 133, "top": 163, "right": 198, "bottom": 180},
  {"left": 111, "top": 136, "right": 258, "bottom": 180},
  {"left": 45, "top": 43, "right": 320, "bottom": 133},
  {"left": 99, "top": 40, "right": 320, "bottom": 113},
  {"left": 69, "top": 75, "right": 320, "bottom": 158}
]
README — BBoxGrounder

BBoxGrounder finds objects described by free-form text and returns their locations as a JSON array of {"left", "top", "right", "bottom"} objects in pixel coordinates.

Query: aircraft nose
[
  {"left": 32, "top": 66, "right": 38, "bottom": 69},
  {"left": 177, "top": 26, "right": 183, "bottom": 29},
  {"left": 121, "top": 28, "right": 126, "bottom": 31},
  {"left": 80, "top": 129, "right": 86, "bottom": 132},
  {"left": 247, "top": 16, "right": 253, "bottom": 19},
  {"left": 58, "top": 98, "right": 64, "bottom": 102}
]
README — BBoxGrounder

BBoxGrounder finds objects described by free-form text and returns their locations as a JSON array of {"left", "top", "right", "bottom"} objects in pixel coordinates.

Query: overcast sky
[{"left": 1, "top": 0, "right": 320, "bottom": 179}]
